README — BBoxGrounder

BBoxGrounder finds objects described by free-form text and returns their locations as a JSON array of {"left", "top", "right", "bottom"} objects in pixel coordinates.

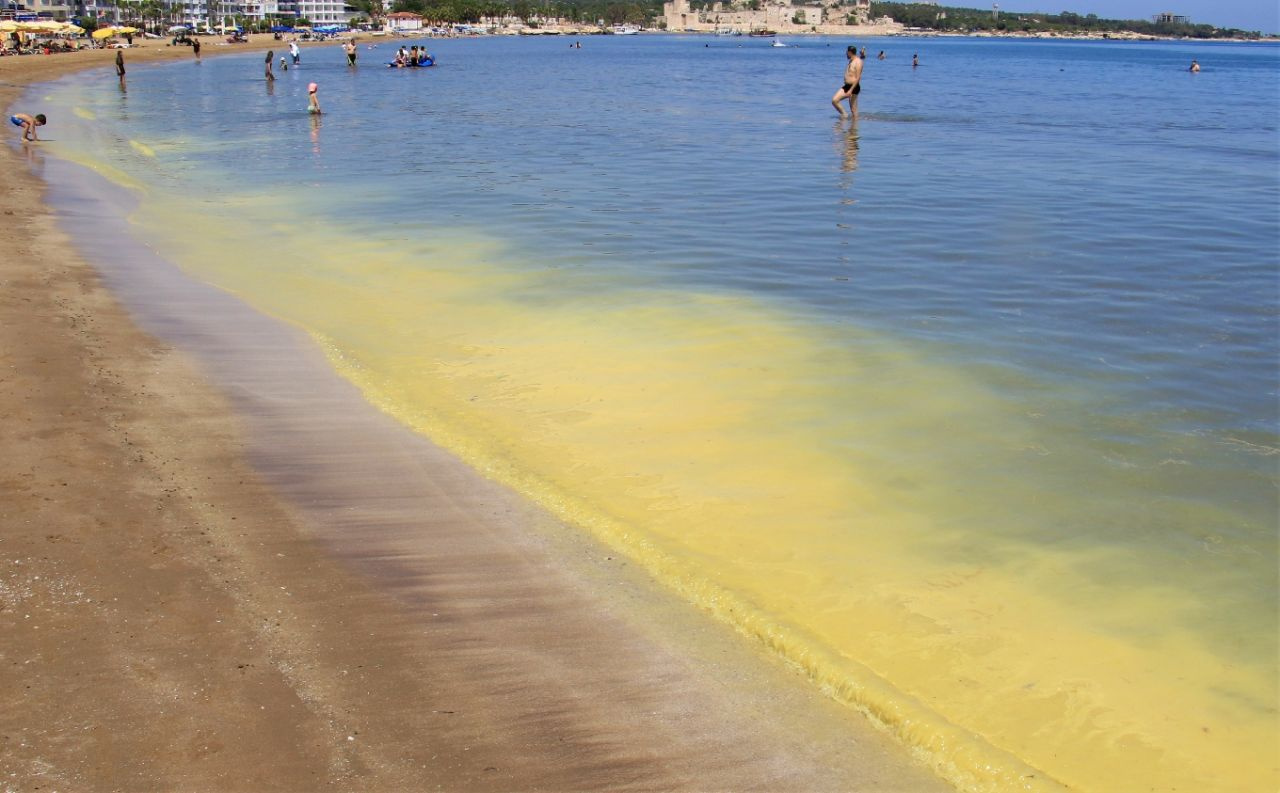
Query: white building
[
  {"left": 385, "top": 10, "right": 422, "bottom": 31},
  {"left": 30, "top": 0, "right": 72, "bottom": 19},
  {"left": 292, "top": 0, "right": 354, "bottom": 24}
]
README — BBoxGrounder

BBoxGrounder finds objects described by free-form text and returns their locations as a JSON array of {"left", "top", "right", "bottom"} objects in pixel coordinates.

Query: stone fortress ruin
[{"left": 662, "top": 0, "right": 904, "bottom": 35}]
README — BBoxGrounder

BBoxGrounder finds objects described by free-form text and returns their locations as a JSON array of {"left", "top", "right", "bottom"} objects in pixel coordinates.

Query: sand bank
[{"left": 0, "top": 43, "right": 948, "bottom": 791}]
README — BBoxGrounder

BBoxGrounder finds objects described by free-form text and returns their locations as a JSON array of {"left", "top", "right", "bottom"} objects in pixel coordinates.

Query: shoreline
[{"left": 0, "top": 42, "right": 951, "bottom": 791}]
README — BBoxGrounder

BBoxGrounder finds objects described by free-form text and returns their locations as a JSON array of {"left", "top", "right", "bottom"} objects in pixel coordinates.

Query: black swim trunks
[{"left": 842, "top": 82, "right": 862, "bottom": 95}]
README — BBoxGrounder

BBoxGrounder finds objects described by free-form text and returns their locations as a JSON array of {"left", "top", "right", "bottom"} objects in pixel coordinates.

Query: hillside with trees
[{"left": 869, "top": 2, "right": 1265, "bottom": 39}]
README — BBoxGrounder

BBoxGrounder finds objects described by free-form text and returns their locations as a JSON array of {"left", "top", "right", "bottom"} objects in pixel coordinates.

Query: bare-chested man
[{"left": 831, "top": 45, "right": 863, "bottom": 118}]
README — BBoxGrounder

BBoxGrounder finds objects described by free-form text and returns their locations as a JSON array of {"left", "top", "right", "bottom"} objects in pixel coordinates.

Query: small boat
[
  {"left": 611, "top": 24, "right": 640, "bottom": 35},
  {"left": 770, "top": 39, "right": 786, "bottom": 47},
  {"left": 748, "top": 29, "right": 777, "bottom": 36},
  {"left": 386, "top": 57, "right": 434, "bottom": 67}
]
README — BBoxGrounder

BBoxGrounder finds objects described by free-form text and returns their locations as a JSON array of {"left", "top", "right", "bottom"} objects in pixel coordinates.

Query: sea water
[{"left": 23, "top": 35, "right": 1279, "bottom": 792}]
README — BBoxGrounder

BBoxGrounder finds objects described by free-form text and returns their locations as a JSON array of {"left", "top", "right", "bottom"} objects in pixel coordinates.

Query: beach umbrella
[
  {"left": 0, "top": 21, "right": 17, "bottom": 32},
  {"left": 92, "top": 25, "right": 138, "bottom": 39},
  {"left": 18, "top": 20, "right": 63, "bottom": 33},
  {"left": 59, "top": 23, "right": 86, "bottom": 35}
]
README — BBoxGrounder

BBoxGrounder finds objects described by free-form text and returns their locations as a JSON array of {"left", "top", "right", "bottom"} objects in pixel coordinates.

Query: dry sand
[{"left": 0, "top": 41, "right": 950, "bottom": 792}]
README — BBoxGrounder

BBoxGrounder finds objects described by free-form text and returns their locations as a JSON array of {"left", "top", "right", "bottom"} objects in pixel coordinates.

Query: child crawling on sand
[{"left": 10, "top": 113, "right": 45, "bottom": 142}]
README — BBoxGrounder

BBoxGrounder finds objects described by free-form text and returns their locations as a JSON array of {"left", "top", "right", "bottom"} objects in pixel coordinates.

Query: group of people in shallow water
[
  {"left": 10, "top": 41, "right": 1211, "bottom": 142},
  {"left": 391, "top": 45, "right": 432, "bottom": 68}
]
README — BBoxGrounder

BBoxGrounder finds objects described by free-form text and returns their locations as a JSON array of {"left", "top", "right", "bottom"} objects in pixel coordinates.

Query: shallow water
[{"left": 24, "top": 35, "right": 1280, "bottom": 792}]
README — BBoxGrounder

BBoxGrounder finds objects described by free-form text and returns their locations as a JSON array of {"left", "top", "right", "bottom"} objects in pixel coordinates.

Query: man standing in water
[
  {"left": 831, "top": 45, "right": 863, "bottom": 118},
  {"left": 344, "top": 39, "right": 357, "bottom": 66}
]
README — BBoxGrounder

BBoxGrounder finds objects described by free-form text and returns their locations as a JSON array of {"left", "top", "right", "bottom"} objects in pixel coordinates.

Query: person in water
[
  {"left": 344, "top": 40, "right": 357, "bottom": 66},
  {"left": 831, "top": 45, "right": 863, "bottom": 118},
  {"left": 877, "top": 50, "right": 885, "bottom": 60},
  {"left": 280, "top": 56, "right": 288, "bottom": 72},
  {"left": 114, "top": 50, "right": 125, "bottom": 87},
  {"left": 265, "top": 50, "right": 275, "bottom": 80},
  {"left": 1189, "top": 60, "right": 1200, "bottom": 72},
  {"left": 912, "top": 53, "right": 919, "bottom": 67},
  {"left": 307, "top": 82, "right": 321, "bottom": 115},
  {"left": 10, "top": 113, "right": 46, "bottom": 142},
  {"left": 192, "top": 37, "right": 201, "bottom": 58},
  {"left": 290, "top": 40, "right": 300, "bottom": 65}
]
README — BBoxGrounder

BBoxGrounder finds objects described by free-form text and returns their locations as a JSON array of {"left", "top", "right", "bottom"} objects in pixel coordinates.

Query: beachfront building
[
  {"left": 240, "top": 0, "right": 282, "bottom": 22},
  {"left": 141, "top": 0, "right": 353, "bottom": 26},
  {"left": 663, "top": 0, "right": 898, "bottom": 35},
  {"left": 30, "top": 0, "right": 72, "bottom": 19},
  {"left": 385, "top": 10, "right": 421, "bottom": 31},
  {"left": 291, "top": 0, "right": 354, "bottom": 24},
  {"left": 168, "top": 0, "right": 216, "bottom": 26}
]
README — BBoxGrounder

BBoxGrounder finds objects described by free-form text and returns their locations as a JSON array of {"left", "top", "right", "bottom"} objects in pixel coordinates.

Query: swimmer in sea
[
  {"left": 265, "top": 49, "right": 275, "bottom": 80},
  {"left": 1189, "top": 60, "right": 1200, "bottom": 72},
  {"left": 344, "top": 40, "right": 357, "bottom": 66},
  {"left": 10, "top": 113, "right": 46, "bottom": 142},
  {"left": 831, "top": 45, "right": 863, "bottom": 118},
  {"left": 308, "top": 82, "right": 321, "bottom": 115}
]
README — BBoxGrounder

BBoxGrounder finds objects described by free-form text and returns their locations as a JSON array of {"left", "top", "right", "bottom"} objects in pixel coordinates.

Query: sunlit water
[{"left": 21, "top": 35, "right": 1279, "bottom": 792}]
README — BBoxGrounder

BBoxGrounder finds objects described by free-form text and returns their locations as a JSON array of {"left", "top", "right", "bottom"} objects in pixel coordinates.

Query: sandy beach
[{"left": 0, "top": 41, "right": 949, "bottom": 792}]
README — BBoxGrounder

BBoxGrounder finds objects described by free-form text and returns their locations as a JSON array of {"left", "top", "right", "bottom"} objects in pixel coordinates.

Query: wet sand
[{"left": 0, "top": 43, "right": 950, "bottom": 791}]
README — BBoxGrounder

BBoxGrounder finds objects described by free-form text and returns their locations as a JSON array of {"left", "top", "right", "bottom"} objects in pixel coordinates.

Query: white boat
[
  {"left": 771, "top": 39, "right": 786, "bottom": 47},
  {"left": 611, "top": 24, "right": 640, "bottom": 35}
]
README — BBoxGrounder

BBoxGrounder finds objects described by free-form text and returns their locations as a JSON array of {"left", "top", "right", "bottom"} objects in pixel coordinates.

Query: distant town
[{"left": 1, "top": 0, "right": 1270, "bottom": 40}]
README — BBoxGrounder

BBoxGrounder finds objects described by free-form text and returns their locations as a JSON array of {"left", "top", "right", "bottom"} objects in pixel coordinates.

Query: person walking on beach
[
  {"left": 831, "top": 45, "right": 863, "bottom": 118},
  {"left": 115, "top": 50, "right": 125, "bottom": 88},
  {"left": 307, "top": 82, "right": 321, "bottom": 115},
  {"left": 290, "top": 40, "right": 300, "bottom": 66},
  {"left": 344, "top": 40, "right": 357, "bottom": 66},
  {"left": 265, "top": 49, "right": 275, "bottom": 81},
  {"left": 192, "top": 37, "right": 201, "bottom": 59},
  {"left": 10, "top": 113, "right": 46, "bottom": 142}
]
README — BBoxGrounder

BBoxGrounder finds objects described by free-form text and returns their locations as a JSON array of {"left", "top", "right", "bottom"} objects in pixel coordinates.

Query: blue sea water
[
  {"left": 20, "top": 34, "right": 1280, "bottom": 792},
  {"left": 62, "top": 36, "right": 1279, "bottom": 432}
]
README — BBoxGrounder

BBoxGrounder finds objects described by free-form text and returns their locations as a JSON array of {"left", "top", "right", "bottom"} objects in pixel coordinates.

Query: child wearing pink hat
[{"left": 307, "top": 82, "right": 321, "bottom": 115}]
